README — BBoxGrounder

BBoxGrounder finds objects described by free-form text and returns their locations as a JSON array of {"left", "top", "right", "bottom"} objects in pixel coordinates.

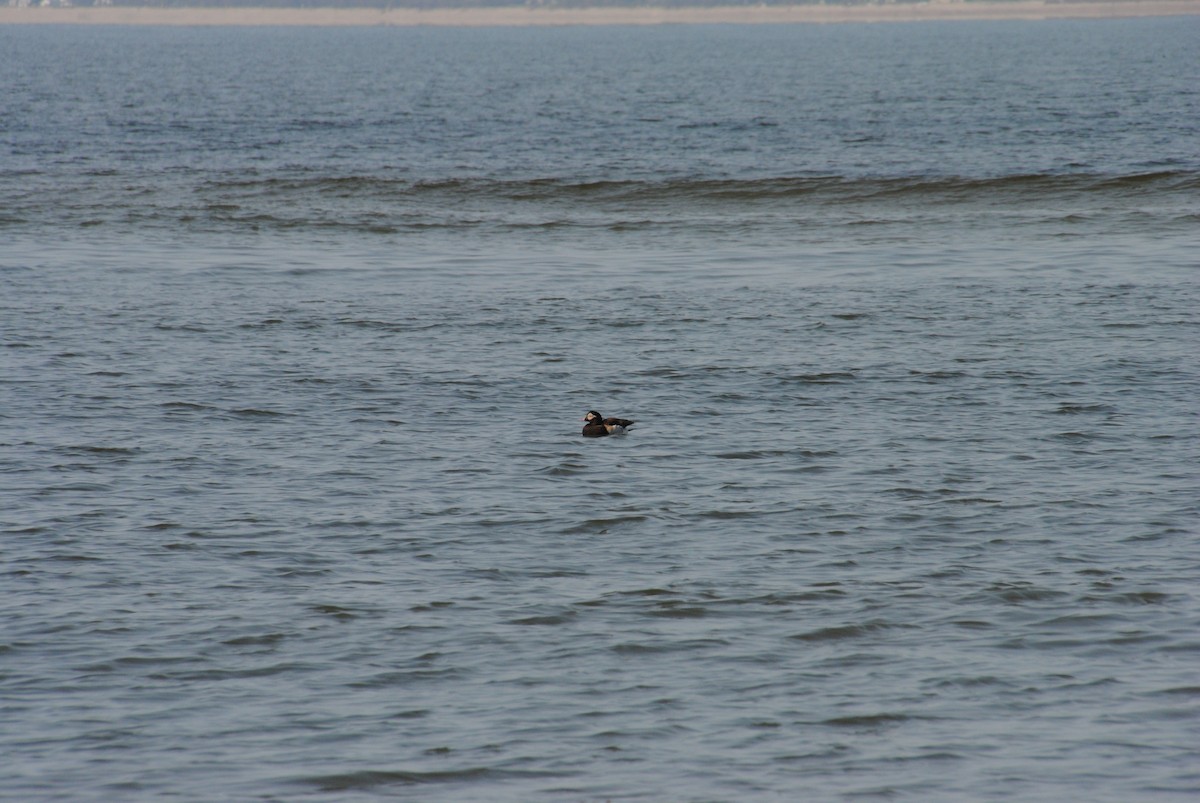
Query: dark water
[{"left": 2, "top": 18, "right": 1199, "bottom": 802}]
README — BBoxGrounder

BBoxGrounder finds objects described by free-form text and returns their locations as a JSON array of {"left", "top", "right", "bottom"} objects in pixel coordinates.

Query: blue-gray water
[{"left": 2, "top": 18, "right": 1198, "bottom": 801}]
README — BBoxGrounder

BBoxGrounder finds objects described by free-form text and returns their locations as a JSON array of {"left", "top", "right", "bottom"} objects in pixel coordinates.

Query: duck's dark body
[{"left": 582, "top": 410, "right": 634, "bottom": 438}]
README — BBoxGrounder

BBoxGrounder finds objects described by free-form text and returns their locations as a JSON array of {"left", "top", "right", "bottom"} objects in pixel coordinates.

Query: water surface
[{"left": 2, "top": 18, "right": 1198, "bottom": 802}]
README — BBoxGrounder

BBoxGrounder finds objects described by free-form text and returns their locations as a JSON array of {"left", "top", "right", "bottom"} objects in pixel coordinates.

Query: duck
[{"left": 582, "top": 410, "right": 635, "bottom": 438}]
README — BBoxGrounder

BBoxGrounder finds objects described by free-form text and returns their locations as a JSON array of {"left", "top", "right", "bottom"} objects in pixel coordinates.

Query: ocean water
[{"left": 2, "top": 17, "right": 1199, "bottom": 801}]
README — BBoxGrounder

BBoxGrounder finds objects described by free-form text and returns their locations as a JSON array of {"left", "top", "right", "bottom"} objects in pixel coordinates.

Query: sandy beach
[{"left": 2, "top": 1, "right": 1198, "bottom": 27}]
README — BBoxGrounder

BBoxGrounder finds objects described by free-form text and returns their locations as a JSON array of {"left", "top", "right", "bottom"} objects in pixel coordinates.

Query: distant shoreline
[{"left": 3, "top": 1, "right": 1199, "bottom": 27}]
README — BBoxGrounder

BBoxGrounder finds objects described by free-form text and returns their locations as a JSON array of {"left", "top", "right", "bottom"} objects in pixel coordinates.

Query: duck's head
[{"left": 582, "top": 411, "right": 603, "bottom": 423}]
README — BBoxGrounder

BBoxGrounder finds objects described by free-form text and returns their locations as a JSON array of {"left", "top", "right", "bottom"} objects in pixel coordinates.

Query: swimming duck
[{"left": 582, "top": 410, "right": 634, "bottom": 438}]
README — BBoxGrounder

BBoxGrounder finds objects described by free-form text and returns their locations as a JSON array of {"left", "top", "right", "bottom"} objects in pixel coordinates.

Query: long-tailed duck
[{"left": 582, "top": 411, "right": 634, "bottom": 438}]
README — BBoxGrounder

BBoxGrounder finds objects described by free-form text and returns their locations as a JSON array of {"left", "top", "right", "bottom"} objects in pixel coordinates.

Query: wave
[
  {"left": 4, "top": 168, "right": 1195, "bottom": 235},
  {"left": 200, "top": 169, "right": 1200, "bottom": 206}
]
